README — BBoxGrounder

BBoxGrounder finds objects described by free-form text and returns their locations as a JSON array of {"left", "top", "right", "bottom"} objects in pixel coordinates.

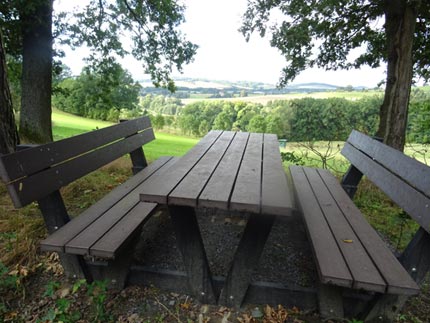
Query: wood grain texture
[
  {"left": 290, "top": 165, "right": 353, "bottom": 288},
  {"left": 345, "top": 130, "right": 430, "bottom": 197},
  {"left": 169, "top": 205, "right": 216, "bottom": 304},
  {"left": 230, "top": 133, "right": 263, "bottom": 213},
  {"left": 139, "top": 130, "right": 222, "bottom": 204},
  {"left": 168, "top": 131, "right": 235, "bottom": 206},
  {"left": 198, "top": 132, "right": 249, "bottom": 209},
  {"left": 342, "top": 143, "right": 430, "bottom": 232},
  {"left": 219, "top": 213, "right": 276, "bottom": 307},
  {"left": 90, "top": 202, "right": 157, "bottom": 258},
  {"left": 303, "top": 167, "right": 386, "bottom": 293},
  {"left": 261, "top": 134, "right": 294, "bottom": 215},
  {"left": 9, "top": 129, "right": 155, "bottom": 207},
  {"left": 40, "top": 156, "right": 175, "bottom": 252},
  {"left": 0, "top": 116, "right": 152, "bottom": 182},
  {"left": 320, "top": 169, "right": 419, "bottom": 294}
]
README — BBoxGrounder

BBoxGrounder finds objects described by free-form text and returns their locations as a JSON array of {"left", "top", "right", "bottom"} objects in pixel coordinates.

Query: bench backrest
[
  {"left": 341, "top": 130, "right": 430, "bottom": 233},
  {"left": 0, "top": 116, "right": 154, "bottom": 208}
]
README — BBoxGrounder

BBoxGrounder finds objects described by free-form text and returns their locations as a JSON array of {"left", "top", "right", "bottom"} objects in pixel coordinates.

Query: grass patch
[{"left": 52, "top": 108, "right": 113, "bottom": 140}]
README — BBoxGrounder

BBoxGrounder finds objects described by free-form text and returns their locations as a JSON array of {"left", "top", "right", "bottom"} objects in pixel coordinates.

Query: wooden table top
[{"left": 139, "top": 130, "right": 295, "bottom": 216}]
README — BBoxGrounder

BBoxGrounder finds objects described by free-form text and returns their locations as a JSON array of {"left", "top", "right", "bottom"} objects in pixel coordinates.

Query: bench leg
[
  {"left": 38, "top": 191, "right": 91, "bottom": 280},
  {"left": 362, "top": 228, "right": 430, "bottom": 322},
  {"left": 168, "top": 205, "right": 216, "bottom": 304},
  {"left": 318, "top": 284, "right": 344, "bottom": 319},
  {"left": 218, "top": 213, "right": 276, "bottom": 308}
]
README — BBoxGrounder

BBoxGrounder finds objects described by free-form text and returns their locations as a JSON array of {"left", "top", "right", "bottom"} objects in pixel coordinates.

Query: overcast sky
[{"left": 56, "top": 0, "right": 386, "bottom": 87}]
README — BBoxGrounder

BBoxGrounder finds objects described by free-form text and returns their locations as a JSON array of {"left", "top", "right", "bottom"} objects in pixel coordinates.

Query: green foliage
[
  {"left": 56, "top": 0, "right": 197, "bottom": 91},
  {"left": 280, "top": 151, "right": 305, "bottom": 165},
  {"left": 53, "top": 59, "right": 141, "bottom": 121},
  {"left": 38, "top": 279, "right": 111, "bottom": 323},
  {"left": 240, "top": 1, "right": 430, "bottom": 86}
]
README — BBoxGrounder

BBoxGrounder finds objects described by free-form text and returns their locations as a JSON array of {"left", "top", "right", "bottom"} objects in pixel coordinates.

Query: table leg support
[
  {"left": 219, "top": 213, "right": 276, "bottom": 308},
  {"left": 168, "top": 205, "right": 216, "bottom": 304}
]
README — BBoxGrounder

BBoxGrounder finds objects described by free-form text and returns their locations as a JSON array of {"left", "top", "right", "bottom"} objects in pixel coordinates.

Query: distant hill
[{"left": 138, "top": 77, "right": 368, "bottom": 98}]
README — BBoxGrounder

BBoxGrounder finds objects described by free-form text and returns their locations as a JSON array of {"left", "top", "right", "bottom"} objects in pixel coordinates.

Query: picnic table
[{"left": 139, "top": 130, "right": 295, "bottom": 306}]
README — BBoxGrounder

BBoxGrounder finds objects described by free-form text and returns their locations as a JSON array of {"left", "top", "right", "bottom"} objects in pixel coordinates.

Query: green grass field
[{"left": 52, "top": 109, "right": 199, "bottom": 161}]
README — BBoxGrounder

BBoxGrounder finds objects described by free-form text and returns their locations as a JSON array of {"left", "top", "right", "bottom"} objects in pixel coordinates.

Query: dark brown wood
[
  {"left": 89, "top": 202, "right": 157, "bottom": 258},
  {"left": 290, "top": 165, "right": 353, "bottom": 288},
  {"left": 318, "top": 284, "right": 344, "bottom": 319},
  {"left": 8, "top": 128, "right": 155, "bottom": 208},
  {"left": 341, "top": 165, "right": 363, "bottom": 198},
  {"left": 261, "top": 134, "right": 294, "bottom": 215},
  {"left": 219, "top": 213, "right": 276, "bottom": 307},
  {"left": 130, "top": 148, "right": 148, "bottom": 175},
  {"left": 38, "top": 190, "right": 92, "bottom": 280},
  {"left": 168, "top": 205, "right": 216, "bottom": 304},
  {"left": 40, "top": 156, "right": 175, "bottom": 252},
  {"left": 230, "top": 133, "right": 263, "bottom": 213},
  {"left": 320, "top": 169, "right": 419, "bottom": 294},
  {"left": 342, "top": 142, "right": 430, "bottom": 233},
  {"left": 119, "top": 118, "right": 148, "bottom": 174},
  {"left": 346, "top": 130, "right": 430, "bottom": 196},
  {"left": 126, "top": 266, "right": 319, "bottom": 310},
  {"left": 139, "top": 130, "right": 222, "bottom": 204},
  {"left": 0, "top": 116, "right": 152, "bottom": 183},
  {"left": 168, "top": 131, "right": 235, "bottom": 206},
  {"left": 37, "top": 190, "right": 71, "bottom": 234},
  {"left": 65, "top": 194, "right": 140, "bottom": 255},
  {"left": 400, "top": 228, "right": 430, "bottom": 284},
  {"left": 198, "top": 132, "right": 249, "bottom": 209},
  {"left": 302, "top": 167, "right": 386, "bottom": 293}
]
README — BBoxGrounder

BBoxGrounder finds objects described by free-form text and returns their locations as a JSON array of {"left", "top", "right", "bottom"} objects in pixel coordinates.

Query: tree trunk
[
  {"left": 19, "top": 0, "right": 53, "bottom": 143},
  {"left": 0, "top": 32, "right": 19, "bottom": 154},
  {"left": 376, "top": 0, "right": 419, "bottom": 151}
]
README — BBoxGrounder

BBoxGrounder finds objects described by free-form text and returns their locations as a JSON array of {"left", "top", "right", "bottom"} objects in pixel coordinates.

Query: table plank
[
  {"left": 139, "top": 131, "right": 222, "bottom": 204},
  {"left": 168, "top": 131, "right": 235, "bottom": 207},
  {"left": 261, "top": 134, "right": 294, "bottom": 215},
  {"left": 230, "top": 133, "right": 263, "bottom": 213},
  {"left": 198, "top": 132, "right": 249, "bottom": 209}
]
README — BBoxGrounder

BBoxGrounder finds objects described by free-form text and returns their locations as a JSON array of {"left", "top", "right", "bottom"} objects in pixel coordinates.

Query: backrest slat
[
  {"left": 6, "top": 128, "right": 155, "bottom": 208},
  {"left": 342, "top": 141, "right": 430, "bottom": 232},
  {"left": 345, "top": 130, "right": 430, "bottom": 197},
  {"left": 0, "top": 116, "right": 151, "bottom": 183}
]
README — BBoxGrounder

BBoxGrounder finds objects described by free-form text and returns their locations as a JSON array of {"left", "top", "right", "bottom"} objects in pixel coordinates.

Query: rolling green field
[
  {"left": 52, "top": 109, "right": 199, "bottom": 161},
  {"left": 181, "top": 88, "right": 385, "bottom": 106}
]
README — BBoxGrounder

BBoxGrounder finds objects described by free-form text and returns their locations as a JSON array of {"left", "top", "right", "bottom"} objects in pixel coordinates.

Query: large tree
[
  {"left": 241, "top": 0, "right": 430, "bottom": 150},
  {"left": 0, "top": 32, "right": 19, "bottom": 154},
  {"left": 0, "top": 0, "right": 197, "bottom": 144}
]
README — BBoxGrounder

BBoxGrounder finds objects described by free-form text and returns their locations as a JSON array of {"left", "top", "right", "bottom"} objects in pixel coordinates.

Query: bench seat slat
[
  {"left": 8, "top": 129, "right": 155, "bottom": 208},
  {"left": 290, "top": 165, "right": 353, "bottom": 288},
  {"left": 40, "top": 156, "right": 175, "bottom": 253},
  {"left": 319, "top": 169, "right": 420, "bottom": 295},
  {"left": 168, "top": 131, "right": 235, "bottom": 207},
  {"left": 90, "top": 202, "right": 157, "bottom": 258},
  {"left": 65, "top": 194, "right": 144, "bottom": 255},
  {"left": 198, "top": 132, "right": 249, "bottom": 209},
  {"left": 0, "top": 117, "right": 152, "bottom": 183},
  {"left": 346, "top": 130, "right": 430, "bottom": 197},
  {"left": 302, "top": 167, "right": 386, "bottom": 293},
  {"left": 342, "top": 142, "right": 430, "bottom": 233}
]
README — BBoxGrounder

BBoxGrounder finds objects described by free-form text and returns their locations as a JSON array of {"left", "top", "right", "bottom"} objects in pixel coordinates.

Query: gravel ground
[{"left": 134, "top": 207, "right": 317, "bottom": 288}]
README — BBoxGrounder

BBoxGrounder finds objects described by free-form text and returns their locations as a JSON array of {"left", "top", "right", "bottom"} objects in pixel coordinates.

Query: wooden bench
[
  {"left": 0, "top": 116, "right": 176, "bottom": 288},
  {"left": 290, "top": 130, "right": 429, "bottom": 321}
]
